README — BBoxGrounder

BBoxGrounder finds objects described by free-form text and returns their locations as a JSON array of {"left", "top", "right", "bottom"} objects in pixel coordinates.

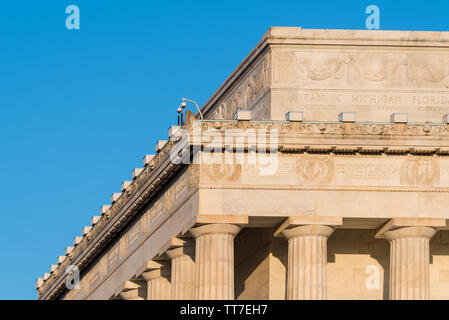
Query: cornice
[
  {"left": 264, "top": 28, "right": 449, "bottom": 47},
  {"left": 197, "top": 119, "right": 449, "bottom": 135},
  {"left": 193, "top": 120, "right": 449, "bottom": 151},
  {"left": 199, "top": 184, "right": 449, "bottom": 193}
]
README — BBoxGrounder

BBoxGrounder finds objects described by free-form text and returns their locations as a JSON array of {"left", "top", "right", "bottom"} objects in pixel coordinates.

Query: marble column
[
  {"left": 281, "top": 225, "right": 334, "bottom": 300},
  {"left": 190, "top": 224, "right": 241, "bottom": 300},
  {"left": 166, "top": 244, "right": 196, "bottom": 299},
  {"left": 141, "top": 263, "right": 171, "bottom": 300},
  {"left": 384, "top": 226, "right": 436, "bottom": 300}
]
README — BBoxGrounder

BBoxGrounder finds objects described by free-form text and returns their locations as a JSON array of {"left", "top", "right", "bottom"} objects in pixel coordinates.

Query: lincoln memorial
[{"left": 36, "top": 27, "right": 449, "bottom": 300}]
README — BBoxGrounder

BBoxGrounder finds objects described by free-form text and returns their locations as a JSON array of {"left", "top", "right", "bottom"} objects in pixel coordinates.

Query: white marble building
[{"left": 37, "top": 28, "right": 449, "bottom": 300}]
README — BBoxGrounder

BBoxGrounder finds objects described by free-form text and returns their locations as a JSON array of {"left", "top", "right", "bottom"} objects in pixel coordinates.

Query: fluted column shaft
[
  {"left": 166, "top": 246, "right": 196, "bottom": 299},
  {"left": 190, "top": 224, "right": 241, "bottom": 300},
  {"left": 384, "top": 226, "right": 436, "bottom": 300},
  {"left": 282, "top": 225, "right": 334, "bottom": 300},
  {"left": 142, "top": 267, "right": 171, "bottom": 300}
]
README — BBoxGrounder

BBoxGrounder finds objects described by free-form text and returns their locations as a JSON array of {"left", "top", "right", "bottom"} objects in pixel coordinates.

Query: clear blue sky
[{"left": 1, "top": 0, "right": 448, "bottom": 300}]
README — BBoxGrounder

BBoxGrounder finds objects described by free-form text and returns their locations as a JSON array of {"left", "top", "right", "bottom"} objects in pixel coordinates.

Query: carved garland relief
[
  {"left": 297, "top": 156, "right": 441, "bottom": 187},
  {"left": 296, "top": 157, "right": 335, "bottom": 184},
  {"left": 202, "top": 163, "right": 242, "bottom": 183},
  {"left": 400, "top": 158, "right": 439, "bottom": 186},
  {"left": 199, "top": 154, "right": 443, "bottom": 189},
  {"left": 274, "top": 50, "right": 449, "bottom": 89}
]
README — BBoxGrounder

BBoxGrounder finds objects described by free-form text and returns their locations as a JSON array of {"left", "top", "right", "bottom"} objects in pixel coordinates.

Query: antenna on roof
[{"left": 177, "top": 105, "right": 182, "bottom": 126}]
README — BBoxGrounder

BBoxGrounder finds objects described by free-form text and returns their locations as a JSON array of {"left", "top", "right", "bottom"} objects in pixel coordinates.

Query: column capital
[
  {"left": 384, "top": 226, "right": 437, "bottom": 241},
  {"left": 375, "top": 218, "right": 445, "bottom": 239},
  {"left": 136, "top": 259, "right": 169, "bottom": 278},
  {"left": 166, "top": 246, "right": 194, "bottom": 260},
  {"left": 139, "top": 260, "right": 171, "bottom": 300},
  {"left": 115, "top": 280, "right": 145, "bottom": 300},
  {"left": 141, "top": 268, "right": 170, "bottom": 282},
  {"left": 274, "top": 216, "right": 342, "bottom": 237},
  {"left": 159, "top": 237, "right": 194, "bottom": 256},
  {"left": 281, "top": 224, "right": 334, "bottom": 240},
  {"left": 182, "top": 215, "right": 248, "bottom": 235},
  {"left": 190, "top": 223, "right": 241, "bottom": 238}
]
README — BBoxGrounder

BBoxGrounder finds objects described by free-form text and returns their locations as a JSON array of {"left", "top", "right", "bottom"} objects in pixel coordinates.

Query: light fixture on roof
[{"left": 178, "top": 98, "right": 203, "bottom": 125}]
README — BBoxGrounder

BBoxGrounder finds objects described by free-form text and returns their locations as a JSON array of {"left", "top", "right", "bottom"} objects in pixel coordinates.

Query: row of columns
[
  {"left": 117, "top": 223, "right": 240, "bottom": 300},
  {"left": 117, "top": 223, "right": 437, "bottom": 300},
  {"left": 281, "top": 224, "right": 437, "bottom": 300}
]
